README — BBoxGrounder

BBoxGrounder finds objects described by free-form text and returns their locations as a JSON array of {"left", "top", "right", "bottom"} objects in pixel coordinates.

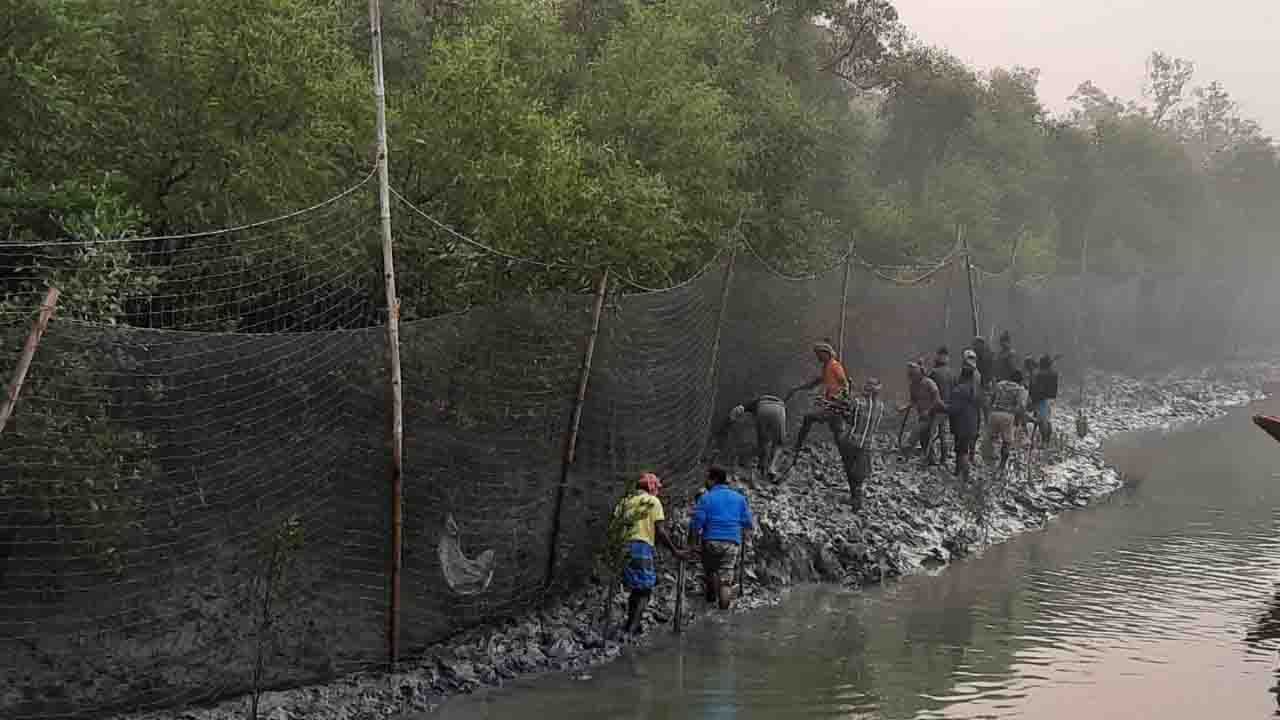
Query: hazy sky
[{"left": 891, "top": 0, "right": 1279, "bottom": 136}]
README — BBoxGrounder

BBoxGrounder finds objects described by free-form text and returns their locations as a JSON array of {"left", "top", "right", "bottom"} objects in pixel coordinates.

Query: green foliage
[
  {"left": 0, "top": 184, "right": 158, "bottom": 573},
  {"left": 596, "top": 487, "right": 647, "bottom": 580},
  {"left": 250, "top": 514, "right": 305, "bottom": 720},
  {"left": 3, "top": 1, "right": 1278, "bottom": 319}
]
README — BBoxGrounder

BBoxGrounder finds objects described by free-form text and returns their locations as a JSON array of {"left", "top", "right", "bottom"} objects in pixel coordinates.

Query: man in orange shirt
[{"left": 785, "top": 340, "right": 851, "bottom": 463}]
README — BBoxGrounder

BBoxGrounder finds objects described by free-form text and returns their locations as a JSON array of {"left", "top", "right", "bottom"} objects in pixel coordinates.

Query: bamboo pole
[
  {"left": 962, "top": 225, "right": 980, "bottom": 339},
  {"left": 546, "top": 270, "right": 610, "bottom": 587},
  {"left": 367, "top": 0, "right": 405, "bottom": 671},
  {"left": 0, "top": 287, "right": 60, "bottom": 436},
  {"left": 838, "top": 240, "right": 853, "bottom": 361}
]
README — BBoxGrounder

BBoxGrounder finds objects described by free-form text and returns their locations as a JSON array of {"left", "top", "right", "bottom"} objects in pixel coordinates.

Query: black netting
[
  {"left": 845, "top": 261, "right": 959, "bottom": 403},
  {"left": 562, "top": 264, "right": 728, "bottom": 582},
  {"left": 391, "top": 294, "right": 589, "bottom": 645},
  {"left": 716, "top": 253, "right": 845, "bottom": 438},
  {"left": 0, "top": 212, "right": 1266, "bottom": 719},
  {"left": 0, "top": 323, "right": 384, "bottom": 718}
]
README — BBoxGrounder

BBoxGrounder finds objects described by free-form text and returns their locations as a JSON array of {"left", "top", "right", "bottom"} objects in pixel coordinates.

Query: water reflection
[{"left": 439, "top": 400, "right": 1280, "bottom": 719}]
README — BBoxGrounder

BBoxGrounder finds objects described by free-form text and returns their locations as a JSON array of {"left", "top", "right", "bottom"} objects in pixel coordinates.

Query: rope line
[{"left": 1, "top": 167, "right": 378, "bottom": 248}]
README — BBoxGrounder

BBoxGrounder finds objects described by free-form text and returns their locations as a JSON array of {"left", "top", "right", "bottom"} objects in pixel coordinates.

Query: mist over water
[{"left": 437, "top": 398, "right": 1280, "bottom": 719}]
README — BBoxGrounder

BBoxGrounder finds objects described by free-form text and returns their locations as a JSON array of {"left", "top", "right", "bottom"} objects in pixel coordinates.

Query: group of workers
[
  {"left": 906, "top": 332, "right": 1061, "bottom": 483},
  {"left": 612, "top": 466, "right": 753, "bottom": 634},
  {"left": 612, "top": 331, "right": 1060, "bottom": 635}
]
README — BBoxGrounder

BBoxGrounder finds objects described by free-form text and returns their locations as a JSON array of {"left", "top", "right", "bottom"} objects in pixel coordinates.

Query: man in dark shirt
[
  {"left": 946, "top": 365, "right": 982, "bottom": 483},
  {"left": 1030, "top": 354, "right": 1060, "bottom": 442},
  {"left": 927, "top": 347, "right": 955, "bottom": 464},
  {"left": 994, "top": 331, "right": 1018, "bottom": 383}
]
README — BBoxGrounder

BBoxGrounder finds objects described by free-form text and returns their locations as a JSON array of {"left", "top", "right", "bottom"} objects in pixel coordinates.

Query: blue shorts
[
  {"left": 622, "top": 541, "right": 656, "bottom": 591},
  {"left": 1035, "top": 399, "right": 1052, "bottom": 420}
]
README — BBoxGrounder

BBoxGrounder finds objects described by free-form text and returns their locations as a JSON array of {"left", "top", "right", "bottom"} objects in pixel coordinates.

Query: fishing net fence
[{"left": 0, "top": 176, "right": 1264, "bottom": 718}]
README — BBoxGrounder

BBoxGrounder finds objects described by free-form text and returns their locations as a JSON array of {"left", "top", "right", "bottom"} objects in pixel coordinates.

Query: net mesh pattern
[{"left": 0, "top": 190, "right": 1253, "bottom": 718}]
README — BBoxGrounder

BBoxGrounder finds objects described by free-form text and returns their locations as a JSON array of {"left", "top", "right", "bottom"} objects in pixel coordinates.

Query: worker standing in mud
[
  {"left": 1030, "top": 354, "right": 1060, "bottom": 442},
  {"left": 713, "top": 394, "right": 787, "bottom": 482},
  {"left": 840, "top": 378, "right": 886, "bottom": 510},
  {"left": 984, "top": 369, "right": 1029, "bottom": 473},
  {"left": 691, "top": 466, "right": 754, "bottom": 610},
  {"left": 928, "top": 347, "right": 955, "bottom": 465},
  {"left": 785, "top": 340, "right": 850, "bottom": 461},
  {"left": 903, "top": 362, "right": 944, "bottom": 465},
  {"left": 1022, "top": 355, "right": 1037, "bottom": 388},
  {"left": 972, "top": 337, "right": 994, "bottom": 428},
  {"left": 963, "top": 348, "right": 984, "bottom": 393},
  {"left": 946, "top": 365, "right": 982, "bottom": 483},
  {"left": 994, "top": 331, "right": 1018, "bottom": 383},
  {"left": 612, "top": 473, "right": 690, "bottom": 635}
]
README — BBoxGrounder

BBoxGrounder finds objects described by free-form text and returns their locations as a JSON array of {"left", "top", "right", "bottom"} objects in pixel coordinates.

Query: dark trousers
[
  {"left": 836, "top": 439, "right": 872, "bottom": 508},
  {"left": 795, "top": 406, "right": 844, "bottom": 451}
]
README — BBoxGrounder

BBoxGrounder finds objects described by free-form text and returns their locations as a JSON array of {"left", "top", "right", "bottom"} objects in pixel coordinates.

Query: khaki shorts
[{"left": 702, "top": 540, "right": 741, "bottom": 585}]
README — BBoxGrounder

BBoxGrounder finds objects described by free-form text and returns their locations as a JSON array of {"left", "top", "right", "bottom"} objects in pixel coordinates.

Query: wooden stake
[
  {"left": 0, "top": 287, "right": 60, "bottom": 436},
  {"left": 368, "top": 0, "right": 405, "bottom": 671},
  {"left": 546, "top": 270, "right": 610, "bottom": 587},
  {"left": 838, "top": 240, "right": 853, "bottom": 361},
  {"left": 962, "top": 225, "right": 980, "bottom": 339},
  {"left": 672, "top": 554, "right": 686, "bottom": 633}
]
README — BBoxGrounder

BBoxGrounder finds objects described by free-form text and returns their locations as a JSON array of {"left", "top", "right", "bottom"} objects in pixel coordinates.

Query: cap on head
[
  {"left": 813, "top": 341, "right": 836, "bottom": 357},
  {"left": 637, "top": 473, "right": 662, "bottom": 494}
]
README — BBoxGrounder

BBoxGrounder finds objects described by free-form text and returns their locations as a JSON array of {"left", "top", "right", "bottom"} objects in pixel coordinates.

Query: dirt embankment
[{"left": 118, "top": 361, "right": 1272, "bottom": 720}]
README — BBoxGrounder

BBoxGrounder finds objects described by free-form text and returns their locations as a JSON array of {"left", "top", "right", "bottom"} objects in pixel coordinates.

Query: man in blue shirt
[{"left": 691, "top": 466, "right": 754, "bottom": 610}]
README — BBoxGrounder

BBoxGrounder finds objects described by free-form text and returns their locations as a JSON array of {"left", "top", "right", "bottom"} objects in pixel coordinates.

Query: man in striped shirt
[{"left": 837, "top": 377, "right": 885, "bottom": 510}]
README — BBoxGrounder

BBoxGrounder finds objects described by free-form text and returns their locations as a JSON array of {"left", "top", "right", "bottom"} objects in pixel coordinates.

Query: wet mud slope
[{"left": 116, "top": 361, "right": 1272, "bottom": 720}]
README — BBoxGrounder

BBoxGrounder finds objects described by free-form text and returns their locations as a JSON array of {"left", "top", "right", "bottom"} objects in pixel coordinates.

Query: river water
[{"left": 437, "top": 399, "right": 1280, "bottom": 719}]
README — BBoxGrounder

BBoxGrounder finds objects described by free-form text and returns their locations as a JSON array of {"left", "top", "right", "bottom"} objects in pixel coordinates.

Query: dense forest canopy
[{"left": 4, "top": 0, "right": 1278, "bottom": 324}]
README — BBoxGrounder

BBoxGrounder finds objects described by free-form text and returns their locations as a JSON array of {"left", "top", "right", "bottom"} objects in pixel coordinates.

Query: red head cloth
[{"left": 637, "top": 473, "right": 663, "bottom": 494}]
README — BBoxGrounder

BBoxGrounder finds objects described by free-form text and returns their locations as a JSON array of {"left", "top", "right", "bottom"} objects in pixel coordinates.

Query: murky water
[{"left": 437, "top": 399, "right": 1280, "bottom": 719}]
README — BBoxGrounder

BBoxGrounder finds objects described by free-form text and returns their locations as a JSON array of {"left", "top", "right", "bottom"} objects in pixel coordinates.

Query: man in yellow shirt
[{"left": 613, "top": 473, "right": 689, "bottom": 635}]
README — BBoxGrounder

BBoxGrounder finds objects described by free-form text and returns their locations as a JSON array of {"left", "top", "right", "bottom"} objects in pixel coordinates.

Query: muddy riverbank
[{"left": 118, "top": 361, "right": 1273, "bottom": 720}]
